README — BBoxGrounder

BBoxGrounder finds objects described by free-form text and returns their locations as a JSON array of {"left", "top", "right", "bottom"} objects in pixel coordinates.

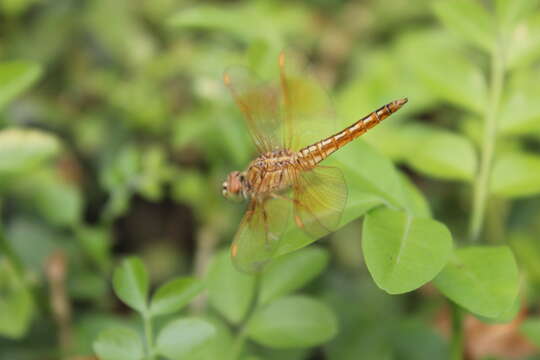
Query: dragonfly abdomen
[{"left": 297, "top": 98, "right": 408, "bottom": 168}]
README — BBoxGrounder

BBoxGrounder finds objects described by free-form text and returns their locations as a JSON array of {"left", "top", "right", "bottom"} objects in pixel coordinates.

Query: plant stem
[
  {"left": 143, "top": 313, "right": 155, "bottom": 360},
  {"left": 230, "top": 274, "right": 262, "bottom": 360},
  {"left": 450, "top": 303, "right": 464, "bottom": 360},
  {"left": 469, "top": 41, "right": 505, "bottom": 242}
]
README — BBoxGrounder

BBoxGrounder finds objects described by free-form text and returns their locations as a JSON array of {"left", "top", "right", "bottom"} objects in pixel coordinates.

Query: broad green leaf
[
  {"left": 150, "top": 277, "right": 204, "bottom": 317},
  {"left": 399, "top": 173, "right": 432, "bottom": 218},
  {"left": 362, "top": 207, "right": 453, "bottom": 294},
  {"left": 93, "top": 327, "right": 143, "bottom": 360},
  {"left": 404, "top": 127, "right": 477, "bottom": 181},
  {"left": 247, "top": 296, "right": 337, "bottom": 348},
  {"left": 275, "top": 140, "right": 402, "bottom": 256},
  {"left": 156, "top": 317, "right": 216, "bottom": 360},
  {"left": 520, "top": 319, "right": 540, "bottom": 347},
  {"left": 112, "top": 257, "right": 149, "bottom": 313},
  {"left": 0, "top": 128, "right": 60, "bottom": 176},
  {"left": 398, "top": 30, "right": 487, "bottom": 114},
  {"left": 260, "top": 247, "right": 329, "bottom": 305},
  {"left": 477, "top": 294, "right": 521, "bottom": 324},
  {"left": 333, "top": 140, "right": 407, "bottom": 209},
  {"left": 193, "top": 316, "right": 234, "bottom": 360},
  {"left": 0, "top": 258, "right": 34, "bottom": 339},
  {"left": 433, "top": 0, "right": 494, "bottom": 52},
  {"left": 434, "top": 246, "right": 519, "bottom": 318},
  {"left": 207, "top": 250, "right": 255, "bottom": 324},
  {"left": 491, "top": 152, "right": 540, "bottom": 198},
  {"left": 0, "top": 61, "right": 42, "bottom": 111}
]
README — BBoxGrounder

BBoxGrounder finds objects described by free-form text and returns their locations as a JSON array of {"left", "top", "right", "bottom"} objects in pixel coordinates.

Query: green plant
[
  {"left": 2, "top": 0, "right": 540, "bottom": 359},
  {"left": 93, "top": 257, "right": 208, "bottom": 360}
]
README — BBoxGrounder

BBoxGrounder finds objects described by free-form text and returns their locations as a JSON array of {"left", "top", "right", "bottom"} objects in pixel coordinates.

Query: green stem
[
  {"left": 143, "top": 313, "right": 155, "bottom": 360},
  {"left": 230, "top": 274, "right": 262, "bottom": 360},
  {"left": 469, "top": 41, "right": 505, "bottom": 242},
  {"left": 450, "top": 303, "right": 464, "bottom": 360}
]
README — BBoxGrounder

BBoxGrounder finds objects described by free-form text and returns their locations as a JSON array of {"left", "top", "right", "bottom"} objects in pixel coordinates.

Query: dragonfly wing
[
  {"left": 224, "top": 66, "right": 282, "bottom": 153},
  {"left": 231, "top": 197, "right": 291, "bottom": 273},
  {"left": 279, "top": 51, "right": 336, "bottom": 152},
  {"left": 292, "top": 166, "right": 347, "bottom": 239}
]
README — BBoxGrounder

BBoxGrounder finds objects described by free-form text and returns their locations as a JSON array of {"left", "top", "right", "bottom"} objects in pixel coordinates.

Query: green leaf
[
  {"left": 150, "top": 277, "right": 204, "bottom": 317},
  {"left": 93, "top": 327, "right": 143, "bottom": 360},
  {"left": 247, "top": 296, "right": 337, "bottom": 348},
  {"left": 433, "top": 0, "right": 494, "bottom": 52},
  {"left": 207, "top": 250, "right": 255, "bottom": 324},
  {"left": 507, "top": 13, "right": 540, "bottom": 69},
  {"left": 399, "top": 173, "right": 432, "bottom": 218},
  {"left": 403, "top": 126, "right": 477, "bottom": 181},
  {"left": 0, "top": 128, "right": 60, "bottom": 176},
  {"left": 362, "top": 207, "right": 453, "bottom": 294},
  {"left": 191, "top": 316, "right": 234, "bottom": 360},
  {"left": 0, "top": 258, "right": 34, "bottom": 339},
  {"left": 28, "top": 171, "right": 83, "bottom": 227},
  {"left": 76, "top": 225, "right": 112, "bottom": 273},
  {"left": 275, "top": 140, "right": 401, "bottom": 256},
  {"left": 434, "top": 246, "right": 519, "bottom": 318},
  {"left": 0, "top": 61, "right": 42, "bottom": 111},
  {"left": 156, "top": 317, "right": 216, "bottom": 360},
  {"left": 499, "top": 71, "right": 540, "bottom": 135},
  {"left": 112, "top": 257, "right": 149, "bottom": 313},
  {"left": 260, "top": 247, "right": 329, "bottom": 305},
  {"left": 477, "top": 294, "right": 521, "bottom": 324},
  {"left": 520, "top": 319, "right": 540, "bottom": 347},
  {"left": 496, "top": 0, "right": 539, "bottom": 32},
  {"left": 398, "top": 30, "right": 487, "bottom": 114},
  {"left": 491, "top": 152, "right": 540, "bottom": 198}
]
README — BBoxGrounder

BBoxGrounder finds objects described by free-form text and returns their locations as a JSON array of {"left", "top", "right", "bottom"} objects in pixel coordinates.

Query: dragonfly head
[{"left": 222, "top": 171, "right": 246, "bottom": 201}]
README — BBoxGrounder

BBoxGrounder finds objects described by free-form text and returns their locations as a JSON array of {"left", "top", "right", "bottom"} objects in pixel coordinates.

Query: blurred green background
[{"left": 2, "top": 0, "right": 540, "bottom": 359}]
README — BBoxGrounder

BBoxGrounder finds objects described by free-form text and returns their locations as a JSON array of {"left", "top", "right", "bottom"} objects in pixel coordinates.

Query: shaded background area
[{"left": 1, "top": 0, "right": 540, "bottom": 359}]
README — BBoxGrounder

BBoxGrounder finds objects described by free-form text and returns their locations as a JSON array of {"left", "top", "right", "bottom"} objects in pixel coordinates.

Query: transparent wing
[
  {"left": 231, "top": 196, "right": 291, "bottom": 273},
  {"left": 279, "top": 51, "right": 336, "bottom": 152},
  {"left": 292, "top": 166, "right": 347, "bottom": 239},
  {"left": 224, "top": 67, "right": 282, "bottom": 153}
]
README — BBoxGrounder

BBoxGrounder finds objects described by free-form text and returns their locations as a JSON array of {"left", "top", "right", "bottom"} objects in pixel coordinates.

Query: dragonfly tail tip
[{"left": 397, "top": 97, "right": 408, "bottom": 106}]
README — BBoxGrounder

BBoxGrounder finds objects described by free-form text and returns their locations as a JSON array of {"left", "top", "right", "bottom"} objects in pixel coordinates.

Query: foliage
[{"left": 0, "top": 0, "right": 540, "bottom": 359}]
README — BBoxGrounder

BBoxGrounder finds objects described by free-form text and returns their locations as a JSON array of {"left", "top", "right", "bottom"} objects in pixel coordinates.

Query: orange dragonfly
[{"left": 222, "top": 52, "right": 407, "bottom": 272}]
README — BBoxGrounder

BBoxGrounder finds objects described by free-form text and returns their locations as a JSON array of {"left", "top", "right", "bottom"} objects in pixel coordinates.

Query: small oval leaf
[
  {"left": 156, "top": 317, "right": 216, "bottom": 360},
  {"left": 93, "top": 327, "right": 143, "bottom": 360},
  {"left": 150, "top": 277, "right": 204, "bottom": 317},
  {"left": 247, "top": 296, "right": 338, "bottom": 349},
  {"left": 362, "top": 207, "right": 453, "bottom": 294},
  {"left": 112, "top": 257, "right": 149, "bottom": 313}
]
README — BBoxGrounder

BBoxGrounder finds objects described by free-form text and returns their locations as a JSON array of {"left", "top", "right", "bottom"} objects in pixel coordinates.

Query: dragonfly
[{"left": 222, "top": 52, "right": 407, "bottom": 272}]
